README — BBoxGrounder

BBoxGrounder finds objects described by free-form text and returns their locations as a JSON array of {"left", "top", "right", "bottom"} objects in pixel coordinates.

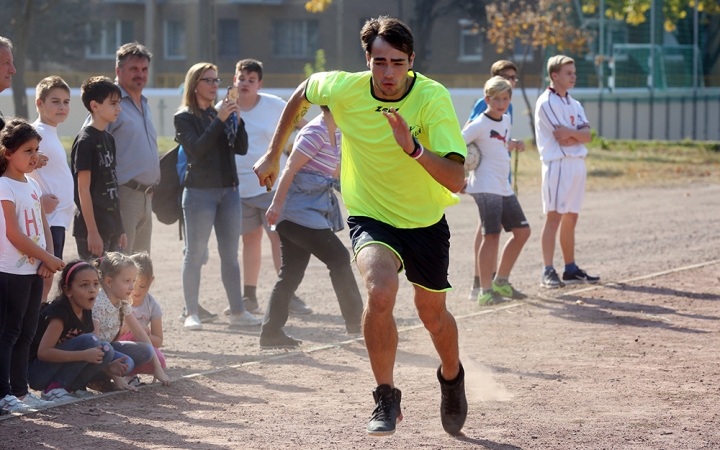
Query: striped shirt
[{"left": 293, "top": 114, "right": 341, "bottom": 177}]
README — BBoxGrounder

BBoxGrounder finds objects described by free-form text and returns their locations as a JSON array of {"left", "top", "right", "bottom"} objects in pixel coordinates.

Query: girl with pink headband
[{"left": 27, "top": 260, "right": 128, "bottom": 403}]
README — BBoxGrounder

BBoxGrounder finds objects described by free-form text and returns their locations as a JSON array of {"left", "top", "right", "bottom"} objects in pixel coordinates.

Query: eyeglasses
[
  {"left": 199, "top": 77, "right": 222, "bottom": 85},
  {"left": 501, "top": 75, "right": 519, "bottom": 82}
]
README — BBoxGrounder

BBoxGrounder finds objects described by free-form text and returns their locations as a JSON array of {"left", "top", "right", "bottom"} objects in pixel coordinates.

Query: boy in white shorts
[
  {"left": 535, "top": 55, "right": 599, "bottom": 288},
  {"left": 463, "top": 76, "right": 530, "bottom": 305}
]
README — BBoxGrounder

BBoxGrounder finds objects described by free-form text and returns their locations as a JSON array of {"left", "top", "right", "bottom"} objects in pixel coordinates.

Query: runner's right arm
[{"left": 254, "top": 80, "right": 312, "bottom": 189}]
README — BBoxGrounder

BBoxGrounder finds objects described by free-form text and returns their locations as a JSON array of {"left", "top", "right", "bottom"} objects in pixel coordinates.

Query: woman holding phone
[{"left": 174, "top": 62, "right": 262, "bottom": 331}]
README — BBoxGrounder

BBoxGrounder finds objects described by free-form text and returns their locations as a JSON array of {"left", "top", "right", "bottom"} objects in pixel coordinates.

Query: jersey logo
[
  {"left": 490, "top": 129, "right": 508, "bottom": 144},
  {"left": 375, "top": 106, "right": 400, "bottom": 113},
  {"left": 570, "top": 116, "right": 575, "bottom": 126},
  {"left": 409, "top": 125, "right": 423, "bottom": 138}
]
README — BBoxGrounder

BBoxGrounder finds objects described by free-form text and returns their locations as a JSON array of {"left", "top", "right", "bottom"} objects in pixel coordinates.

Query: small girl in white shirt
[
  {"left": 0, "top": 119, "right": 65, "bottom": 413},
  {"left": 92, "top": 252, "right": 169, "bottom": 391},
  {"left": 117, "top": 252, "right": 165, "bottom": 386}
]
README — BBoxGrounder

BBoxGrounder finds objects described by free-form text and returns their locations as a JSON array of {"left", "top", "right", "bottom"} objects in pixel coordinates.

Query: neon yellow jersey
[{"left": 305, "top": 70, "right": 466, "bottom": 229}]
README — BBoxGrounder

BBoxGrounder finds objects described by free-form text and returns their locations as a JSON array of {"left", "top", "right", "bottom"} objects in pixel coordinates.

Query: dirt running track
[{"left": 1, "top": 182, "right": 719, "bottom": 449}]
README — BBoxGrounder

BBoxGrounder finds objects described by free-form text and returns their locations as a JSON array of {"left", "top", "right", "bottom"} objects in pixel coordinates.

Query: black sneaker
[
  {"left": 437, "top": 364, "right": 468, "bottom": 436},
  {"left": 243, "top": 297, "right": 261, "bottom": 315},
  {"left": 541, "top": 269, "right": 564, "bottom": 289},
  {"left": 367, "top": 384, "right": 403, "bottom": 436},
  {"left": 178, "top": 305, "right": 218, "bottom": 323},
  {"left": 562, "top": 268, "right": 600, "bottom": 285},
  {"left": 259, "top": 330, "right": 302, "bottom": 349}
]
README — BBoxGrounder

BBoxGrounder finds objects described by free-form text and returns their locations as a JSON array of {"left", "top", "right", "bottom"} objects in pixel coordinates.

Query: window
[
  {"left": 164, "top": 20, "right": 186, "bottom": 60},
  {"left": 273, "top": 20, "right": 319, "bottom": 58},
  {"left": 218, "top": 19, "right": 240, "bottom": 59},
  {"left": 513, "top": 39, "right": 534, "bottom": 63},
  {"left": 86, "top": 20, "right": 134, "bottom": 59},
  {"left": 458, "top": 20, "right": 482, "bottom": 62}
]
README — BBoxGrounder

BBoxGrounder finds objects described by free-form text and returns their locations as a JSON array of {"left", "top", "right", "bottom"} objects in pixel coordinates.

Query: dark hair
[
  {"left": 81, "top": 76, "right": 121, "bottom": 112},
  {"left": 235, "top": 59, "right": 263, "bottom": 81},
  {"left": 55, "top": 260, "right": 99, "bottom": 301},
  {"left": 35, "top": 75, "right": 71, "bottom": 102},
  {"left": 116, "top": 42, "right": 152, "bottom": 68},
  {"left": 360, "top": 16, "right": 414, "bottom": 58},
  {"left": 320, "top": 105, "right": 330, "bottom": 113},
  {"left": 130, "top": 251, "right": 153, "bottom": 280},
  {"left": 491, "top": 60, "right": 518, "bottom": 77},
  {"left": 0, "top": 118, "right": 42, "bottom": 175},
  {"left": 94, "top": 251, "right": 137, "bottom": 286}
]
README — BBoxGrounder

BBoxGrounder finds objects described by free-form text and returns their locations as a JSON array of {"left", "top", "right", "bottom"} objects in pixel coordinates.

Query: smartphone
[{"left": 227, "top": 86, "right": 238, "bottom": 102}]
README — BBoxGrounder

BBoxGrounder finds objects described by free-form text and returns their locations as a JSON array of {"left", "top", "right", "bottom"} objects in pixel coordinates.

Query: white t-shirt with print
[
  {"left": 234, "top": 93, "right": 288, "bottom": 198},
  {"left": 29, "top": 120, "right": 75, "bottom": 229},
  {"left": 0, "top": 176, "right": 45, "bottom": 274},
  {"left": 131, "top": 292, "right": 163, "bottom": 328},
  {"left": 92, "top": 289, "right": 132, "bottom": 343},
  {"left": 462, "top": 113, "right": 515, "bottom": 196}
]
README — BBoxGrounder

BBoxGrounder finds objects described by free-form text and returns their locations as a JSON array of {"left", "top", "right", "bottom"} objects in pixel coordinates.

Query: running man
[{"left": 254, "top": 16, "right": 468, "bottom": 436}]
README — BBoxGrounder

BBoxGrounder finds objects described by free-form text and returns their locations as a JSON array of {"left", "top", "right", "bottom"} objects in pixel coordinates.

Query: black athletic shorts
[{"left": 348, "top": 215, "right": 451, "bottom": 292}]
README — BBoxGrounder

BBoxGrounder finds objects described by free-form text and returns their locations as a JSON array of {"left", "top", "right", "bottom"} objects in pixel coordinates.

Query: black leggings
[{"left": 261, "top": 220, "right": 364, "bottom": 334}]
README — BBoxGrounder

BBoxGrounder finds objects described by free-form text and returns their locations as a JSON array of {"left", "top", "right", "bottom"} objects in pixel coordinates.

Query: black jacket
[{"left": 174, "top": 107, "right": 248, "bottom": 189}]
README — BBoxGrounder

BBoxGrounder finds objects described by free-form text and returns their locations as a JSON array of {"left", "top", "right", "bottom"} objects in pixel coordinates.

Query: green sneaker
[
  {"left": 492, "top": 281, "right": 528, "bottom": 300},
  {"left": 477, "top": 291, "right": 504, "bottom": 306}
]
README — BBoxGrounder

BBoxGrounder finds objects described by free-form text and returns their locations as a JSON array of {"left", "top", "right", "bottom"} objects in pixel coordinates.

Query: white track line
[{"left": 3, "top": 259, "right": 716, "bottom": 420}]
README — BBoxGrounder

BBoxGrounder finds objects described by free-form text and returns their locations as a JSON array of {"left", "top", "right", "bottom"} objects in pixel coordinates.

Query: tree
[
  {"left": 580, "top": 0, "right": 720, "bottom": 32},
  {"left": 2, "top": 0, "right": 87, "bottom": 118},
  {"left": 485, "top": 0, "right": 593, "bottom": 143}
]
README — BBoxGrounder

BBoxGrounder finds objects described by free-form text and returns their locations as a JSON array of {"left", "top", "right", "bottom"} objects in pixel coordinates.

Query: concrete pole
[
  {"left": 145, "top": 0, "right": 156, "bottom": 87},
  {"left": 599, "top": 0, "right": 604, "bottom": 91},
  {"left": 693, "top": 0, "right": 699, "bottom": 89}
]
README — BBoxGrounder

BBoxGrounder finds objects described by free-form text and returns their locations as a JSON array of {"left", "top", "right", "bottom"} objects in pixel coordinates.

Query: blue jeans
[
  {"left": 182, "top": 187, "right": 245, "bottom": 316},
  {"left": 28, "top": 334, "right": 114, "bottom": 392},
  {"left": 111, "top": 341, "right": 154, "bottom": 375}
]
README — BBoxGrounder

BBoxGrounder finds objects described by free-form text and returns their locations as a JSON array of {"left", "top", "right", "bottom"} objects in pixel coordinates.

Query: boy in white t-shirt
[
  {"left": 228, "top": 59, "right": 309, "bottom": 316},
  {"left": 30, "top": 76, "right": 75, "bottom": 302},
  {"left": 535, "top": 55, "right": 599, "bottom": 289},
  {"left": 462, "top": 76, "right": 530, "bottom": 305}
]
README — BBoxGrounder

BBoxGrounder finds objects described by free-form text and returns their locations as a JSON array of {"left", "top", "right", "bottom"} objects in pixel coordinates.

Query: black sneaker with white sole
[
  {"left": 367, "top": 384, "right": 403, "bottom": 436},
  {"left": 562, "top": 268, "right": 600, "bottom": 285},
  {"left": 541, "top": 269, "right": 565, "bottom": 289},
  {"left": 437, "top": 364, "right": 468, "bottom": 435}
]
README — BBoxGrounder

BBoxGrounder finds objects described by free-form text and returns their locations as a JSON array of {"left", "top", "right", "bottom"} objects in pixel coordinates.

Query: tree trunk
[
  {"left": 410, "top": 0, "right": 440, "bottom": 73},
  {"left": 11, "top": 0, "right": 34, "bottom": 119},
  {"left": 518, "top": 42, "right": 537, "bottom": 147}
]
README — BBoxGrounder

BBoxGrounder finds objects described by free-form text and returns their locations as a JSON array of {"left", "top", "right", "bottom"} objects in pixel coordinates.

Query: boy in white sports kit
[
  {"left": 535, "top": 55, "right": 599, "bottom": 288},
  {"left": 462, "top": 76, "right": 530, "bottom": 305}
]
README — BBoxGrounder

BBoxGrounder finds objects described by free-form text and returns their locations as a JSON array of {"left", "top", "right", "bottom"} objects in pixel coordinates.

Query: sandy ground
[{"left": 1, "top": 181, "right": 719, "bottom": 449}]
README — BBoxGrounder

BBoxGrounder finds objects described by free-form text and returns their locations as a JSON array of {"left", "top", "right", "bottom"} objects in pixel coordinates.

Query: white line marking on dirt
[{"left": 3, "top": 259, "right": 716, "bottom": 420}]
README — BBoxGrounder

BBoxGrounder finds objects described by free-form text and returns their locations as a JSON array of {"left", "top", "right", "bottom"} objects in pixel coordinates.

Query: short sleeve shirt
[
  {"left": 92, "top": 289, "right": 132, "bottom": 343},
  {"left": 131, "top": 293, "right": 163, "bottom": 328},
  {"left": 534, "top": 88, "right": 590, "bottom": 162},
  {"left": 71, "top": 126, "right": 124, "bottom": 238},
  {"left": 0, "top": 176, "right": 45, "bottom": 274},
  {"left": 304, "top": 71, "right": 466, "bottom": 229},
  {"left": 294, "top": 114, "right": 341, "bottom": 177},
  {"left": 462, "top": 113, "right": 514, "bottom": 196},
  {"left": 29, "top": 298, "right": 95, "bottom": 362}
]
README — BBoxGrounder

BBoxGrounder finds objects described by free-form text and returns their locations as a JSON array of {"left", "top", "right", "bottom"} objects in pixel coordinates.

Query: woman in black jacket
[{"left": 174, "top": 62, "right": 262, "bottom": 330}]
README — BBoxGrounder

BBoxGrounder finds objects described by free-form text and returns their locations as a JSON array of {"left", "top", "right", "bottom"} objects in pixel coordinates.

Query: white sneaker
[
  {"left": 229, "top": 311, "right": 262, "bottom": 327},
  {"left": 40, "top": 388, "right": 74, "bottom": 404},
  {"left": 0, "top": 395, "right": 32, "bottom": 413},
  {"left": 468, "top": 287, "right": 480, "bottom": 301},
  {"left": 184, "top": 314, "right": 203, "bottom": 330}
]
